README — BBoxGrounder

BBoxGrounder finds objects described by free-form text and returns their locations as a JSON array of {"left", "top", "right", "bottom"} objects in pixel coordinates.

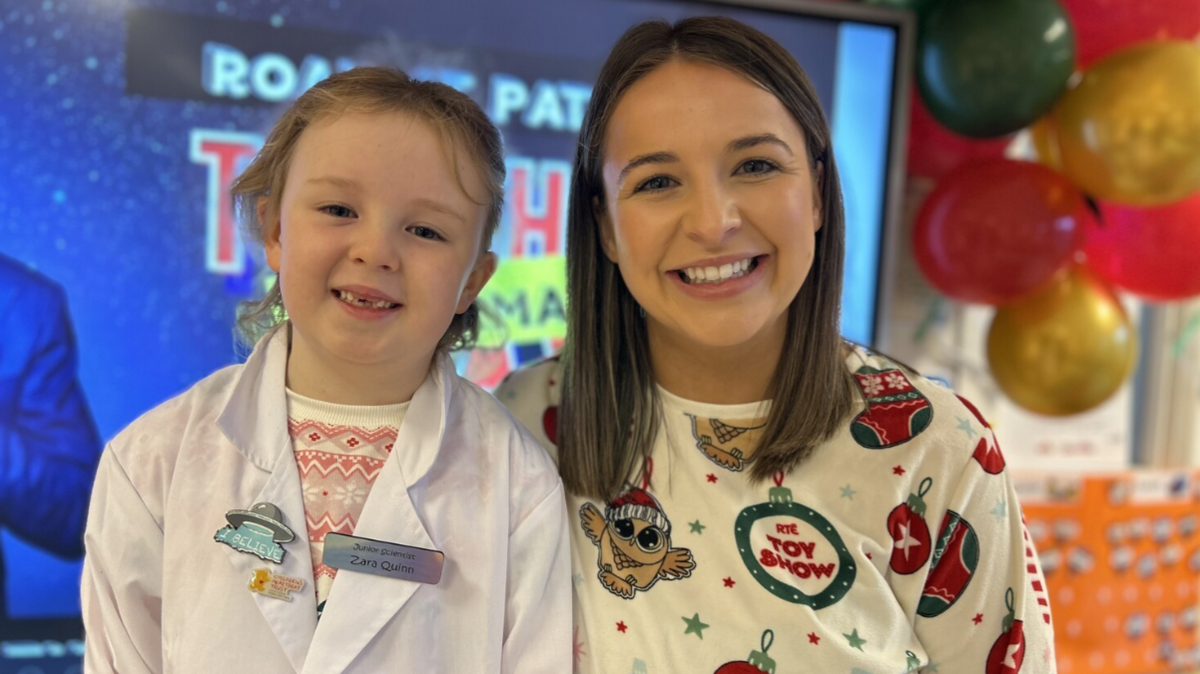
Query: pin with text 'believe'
[{"left": 214, "top": 502, "right": 295, "bottom": 563}]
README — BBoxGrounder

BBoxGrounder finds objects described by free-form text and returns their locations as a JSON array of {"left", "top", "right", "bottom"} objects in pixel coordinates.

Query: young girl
[
  {"left": 498, "top": 18, "right": 1056, "bottom": 673},
  {"left": 82, "top": 67, "right": 571, "bottom": 673}
]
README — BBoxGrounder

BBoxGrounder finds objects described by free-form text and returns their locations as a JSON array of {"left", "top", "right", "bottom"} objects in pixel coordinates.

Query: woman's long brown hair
[{"left": 560, "top": 17, "right": 859, "bottom": 499}]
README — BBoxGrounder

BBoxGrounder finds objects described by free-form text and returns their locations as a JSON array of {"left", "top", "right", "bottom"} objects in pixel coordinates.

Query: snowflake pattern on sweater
[
  {"left": 285, "top": 390, "right": 408, "bottom": 614},
  {"left": 496, "top": 347, "right": 1057, "bottom": 674}
]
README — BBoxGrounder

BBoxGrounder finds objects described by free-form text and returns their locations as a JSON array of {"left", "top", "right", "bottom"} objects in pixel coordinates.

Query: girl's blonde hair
[{"left": 231, "top": 66, "right": 505, "bottom": 351}]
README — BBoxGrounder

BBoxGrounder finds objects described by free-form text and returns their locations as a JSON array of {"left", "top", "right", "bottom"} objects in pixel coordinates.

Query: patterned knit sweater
[{"left": 284, "top": 389, "right": 408, "bottom": 617}]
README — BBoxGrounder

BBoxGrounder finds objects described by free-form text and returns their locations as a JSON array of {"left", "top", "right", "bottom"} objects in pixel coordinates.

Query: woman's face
[{"left": 598, "top": 59, "right": 822, "bottom": 353}]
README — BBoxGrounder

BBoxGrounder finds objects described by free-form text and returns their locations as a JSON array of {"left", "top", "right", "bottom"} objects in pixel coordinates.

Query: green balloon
[{"left": 917, "top": 0, "right": 1075, "bottom": 138}]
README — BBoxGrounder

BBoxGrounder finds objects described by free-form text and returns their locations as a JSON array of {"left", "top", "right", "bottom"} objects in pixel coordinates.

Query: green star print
[{"left": 683, "top": 613, "right": 710, "bottom": 639}]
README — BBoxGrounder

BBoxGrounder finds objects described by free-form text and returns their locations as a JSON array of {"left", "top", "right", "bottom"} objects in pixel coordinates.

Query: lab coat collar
[
  {"left": 216, "top": 324, "right": 456, "bottom": 486},
  {"left": 215, "top": 323, "right": 458, "bottom": 673}
]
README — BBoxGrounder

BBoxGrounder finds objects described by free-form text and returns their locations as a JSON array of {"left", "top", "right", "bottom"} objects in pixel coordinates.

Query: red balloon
[
  {"left": 1086, "top": 191, "right": 1200, "bottom": 300},
  {"left": 907, "top": 87, "right": 1012, "bottom": 180},
  {"left": 913, "top": 160, "right": 1089, "bottom": 305},
  {"left": 1059, "top": 0, "right": 1200, "bottom": 68}
]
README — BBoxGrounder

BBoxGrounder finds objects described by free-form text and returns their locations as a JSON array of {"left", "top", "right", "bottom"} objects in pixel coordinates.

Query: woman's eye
[
  {"left": 321, "top": 204, "right": 356, "bottom": 218},
  {"left": 634, "top": 175, "right": 675, "bottom": 194},
  {"left": 736, "top": 159, "right": 778, "bottom": 176},
  {"left": 410, "top": 226, "right": 443, "bottom": 241}
]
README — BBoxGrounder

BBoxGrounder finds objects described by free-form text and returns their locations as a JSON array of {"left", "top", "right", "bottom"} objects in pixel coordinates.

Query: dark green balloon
[{"left": 917, "top": 0, "right": 1076, "bottom": 138}]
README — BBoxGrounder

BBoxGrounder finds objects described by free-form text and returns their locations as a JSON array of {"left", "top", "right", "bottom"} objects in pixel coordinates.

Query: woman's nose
[{"left": 682, "top": 187, "right": 742, "bottom": 245}]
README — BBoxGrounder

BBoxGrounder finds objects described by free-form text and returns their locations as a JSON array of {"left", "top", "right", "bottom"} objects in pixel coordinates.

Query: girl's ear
[
  {"left": 457, "top": 251, "right": 497, "bottom": 314},
  {"left": 261, "top": 197, "right": 283, "bottom": 273},
  {"left": 594, "top": 196, "right": 618, "bottom": 262}
]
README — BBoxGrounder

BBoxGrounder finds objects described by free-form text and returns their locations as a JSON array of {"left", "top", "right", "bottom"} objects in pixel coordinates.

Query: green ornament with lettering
[{"left": 735, "top": 477, "right": 856, "bottom": 609}]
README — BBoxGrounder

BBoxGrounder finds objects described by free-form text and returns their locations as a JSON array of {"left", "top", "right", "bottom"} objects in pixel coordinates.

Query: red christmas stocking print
[
  {"left": 851, "top": 366, "right": 933, "bottom": 449},
  {"left": 917, "top": 510, "right": 981, "bottom": 617},
  {"left": 958, "top": 395, "right": 1006, "bottom": 475},
  {"left": 986, "top": 589, "right": 1026, "bottom": 674},
  {"left": 888, "top": 477, "right": 934, "bottom": 574}
]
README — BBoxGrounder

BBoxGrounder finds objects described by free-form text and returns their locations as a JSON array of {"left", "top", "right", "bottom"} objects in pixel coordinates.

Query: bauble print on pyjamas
[
  {"left": 734, "top": 473, "right": 856, "bottom": 609},
  {"left": 712, "top": 629, "right": 780, "bottom": 673},
  {"left": 987, "top": 588, "right": 1027, "bottom": 674},
  {"left": 888, "top": 477, "right": 935, "bottom": 575}
]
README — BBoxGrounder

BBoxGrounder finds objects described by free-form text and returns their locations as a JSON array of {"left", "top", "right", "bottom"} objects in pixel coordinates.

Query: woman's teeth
[
  {"left": 680, "top": 257, "right": 756, "bottom": 284},
  {"left": 336, "top": 289, "right": 398, "bottom": 309}
]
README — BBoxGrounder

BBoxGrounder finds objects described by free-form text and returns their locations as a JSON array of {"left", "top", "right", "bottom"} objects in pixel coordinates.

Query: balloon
[
  {"left": 1058, "top": 0, "right": 1200, "bottom": 69},
  {"left": 907, "top": 88, "right": 1013, "bottom": 180},
  {"left": 917, "top": 0, "right": 1075, "bottom": 138},
  {"left": 987, "top": 266, "right": 1136, "bottom": 416},
  {"left": 1053, "top": 41, "right": 1200, "bottom": 206},
  {"left": 1086, "top": 191, "right": 1200, "bottom": 300},
  {"left": 913, "top": 160, "right": 1089, "bottom": 305},
  {"left": 1027, "top": 116, "right": 1063, "bottom": 172}
]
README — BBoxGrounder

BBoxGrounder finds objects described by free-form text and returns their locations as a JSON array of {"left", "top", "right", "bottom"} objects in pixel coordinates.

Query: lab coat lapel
[
  {"left": 302, "top": 355, "right": 454, "bottom": 674},
  {"left": 217, "top": 325, "right": 318, "bottom": 672}
]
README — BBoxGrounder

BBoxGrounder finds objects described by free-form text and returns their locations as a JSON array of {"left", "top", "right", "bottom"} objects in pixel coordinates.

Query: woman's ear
[
  {"left": 594, "top": 196, "right": 618, "bottom": 262},
  {"left": 260, "top": 197, "right": 283, "bottom": 273}
]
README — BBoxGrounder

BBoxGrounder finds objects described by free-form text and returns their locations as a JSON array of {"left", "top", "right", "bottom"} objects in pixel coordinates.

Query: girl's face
[
  {"left": 265, "top": 110, "right": 495, "bottom": 391},
  {"left": 598, "top": 59, "right": 821, "bottom": 354}
]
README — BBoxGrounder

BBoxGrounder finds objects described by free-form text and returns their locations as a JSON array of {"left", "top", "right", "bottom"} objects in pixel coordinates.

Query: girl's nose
[{"left": 350, "top": 222, "right": 400, "bottom": 271}]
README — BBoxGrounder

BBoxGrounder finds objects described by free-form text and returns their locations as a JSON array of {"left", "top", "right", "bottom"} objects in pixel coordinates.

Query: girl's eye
[
  {"left": 321, "top": 204, "right": 356, "bottom": 218},
  {"left": 410, "top": 225, "right": 443, "bottom": 241},
  {"left": 633, "top": 175, "right": 676, "bottom": 194},
  {"left": 736, "top": 159, "right": 779, "bottom": 176}
]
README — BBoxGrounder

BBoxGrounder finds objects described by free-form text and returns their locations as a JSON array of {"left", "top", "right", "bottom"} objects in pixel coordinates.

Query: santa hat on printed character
[{"left": 606, "top": 485, "right": 671, "bottom": 534}]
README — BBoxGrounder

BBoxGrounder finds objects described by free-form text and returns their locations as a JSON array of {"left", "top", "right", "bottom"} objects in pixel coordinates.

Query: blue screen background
[{"left": 0, "top": 0, "right": 897, "bottom": 618}]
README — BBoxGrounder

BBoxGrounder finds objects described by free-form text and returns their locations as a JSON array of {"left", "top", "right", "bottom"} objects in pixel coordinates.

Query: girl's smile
[{"left": 264, "top": 110, "right": 495, "bottom": 404}]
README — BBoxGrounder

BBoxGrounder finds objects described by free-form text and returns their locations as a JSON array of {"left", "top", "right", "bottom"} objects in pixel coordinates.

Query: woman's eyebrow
[
  {"left": 727, "top": 133, "right": 793, "bottom": 156},
  {"left": 617, "top": 151, "right": 678, "bottom": 188}
]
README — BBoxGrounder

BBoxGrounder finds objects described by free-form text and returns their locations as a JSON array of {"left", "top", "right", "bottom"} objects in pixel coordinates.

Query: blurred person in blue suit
[{"left": 0, "top": 253, "right": 102, "bottom": 619}]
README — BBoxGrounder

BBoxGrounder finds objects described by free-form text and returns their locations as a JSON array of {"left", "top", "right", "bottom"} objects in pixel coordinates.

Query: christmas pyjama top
[{"left": 496, "top": 346, "right": 1056, "bottom": 674}]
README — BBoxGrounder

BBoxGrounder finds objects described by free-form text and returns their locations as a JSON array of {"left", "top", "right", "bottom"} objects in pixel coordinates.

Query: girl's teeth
[{"left": 337, "top": 290, "right": 396, "bottom": 308}]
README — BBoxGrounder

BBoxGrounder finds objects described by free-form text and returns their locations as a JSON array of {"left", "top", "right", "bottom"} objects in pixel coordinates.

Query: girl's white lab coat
[{"left": 81, "top": 327, "right": 571, "bottom": 673}]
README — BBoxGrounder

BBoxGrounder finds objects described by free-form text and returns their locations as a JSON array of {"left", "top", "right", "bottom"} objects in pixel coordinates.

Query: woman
[{"left": 499, "top": 17, "right": 1054, "bottom": 673}]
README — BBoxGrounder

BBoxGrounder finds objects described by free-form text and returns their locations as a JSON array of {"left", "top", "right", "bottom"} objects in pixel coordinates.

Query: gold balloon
[
  {"left": 1053, "top": 41, "right": 1200, "bottom": 206},
  {"left": 1028, "top": 116, "right": 1063, "bottom": 172},
  {"left": 987, "top": 267, "right": 1136, "bottom": 416}
]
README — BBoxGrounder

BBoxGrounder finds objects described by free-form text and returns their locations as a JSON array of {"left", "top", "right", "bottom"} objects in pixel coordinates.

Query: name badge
[{"left": 323, "top": 532, "right": 444, "bottom": 585}]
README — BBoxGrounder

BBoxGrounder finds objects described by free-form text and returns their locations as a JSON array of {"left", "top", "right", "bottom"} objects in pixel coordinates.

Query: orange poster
[{"left": 1018, "top": 470, "right": 1200, "bottom": 673}]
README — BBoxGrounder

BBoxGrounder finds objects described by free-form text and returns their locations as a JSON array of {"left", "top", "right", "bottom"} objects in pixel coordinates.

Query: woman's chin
[{"left": 653, "top": 314, "right": 783, "bottom": 353}]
